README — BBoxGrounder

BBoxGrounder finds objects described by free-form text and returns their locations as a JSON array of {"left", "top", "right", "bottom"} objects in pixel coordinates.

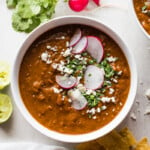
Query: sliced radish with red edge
[
  {"left": 56, "top": 75, "right": 77, "bottom": 89},
  {"left": 70, "top": 28, "right": 82, "bottom": 47},
  {"left": 86, "top": 36, "right": 104, "bottom": 63},
  {"left": 84, "top": 65, "right": 104, "bottom": 90},
  {"left": 72, "top": 36, "right": 88, "bottom": 54},
  {"left": 69, "top": 0, "right": 89, "bottom": 12},
  {"left": 68, "top": 89, "right": 87, "bottom": 110}
]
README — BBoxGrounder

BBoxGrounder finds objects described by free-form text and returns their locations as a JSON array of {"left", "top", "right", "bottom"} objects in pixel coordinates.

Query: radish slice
[
  {"left": 69, "top": 0, "right": 89, "bottom": 12},
  {"left": 56, "top": 75, "right": 77, "bottom": 89},
  {"left": 86, "top": 36, "right": 104, "bottom": 63},
  {"left": 84, "top": 65, "right": 104, "bottom": 90},
  {"left": 93, "top": 0, "right": 100, "bottom": 6},
  {"left": 72, "top": 36, "right": 88, "bottom": 54},
  {"left": 68, "top": 89, "right": 87, "bottom": 110},
  {"left": 70, "top": 28, "right": 82, "bottom": 47}
]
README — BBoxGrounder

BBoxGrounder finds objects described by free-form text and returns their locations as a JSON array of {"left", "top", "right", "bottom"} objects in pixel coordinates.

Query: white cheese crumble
[
  {"left": 109, "top": 88, "right": 115, "bottom": 94},
  {"left": 61, "top": 36, "right": 65, "bottom": 39},
  {"left": 111, "top": 78, "right": 118, "bottom": 83},
  {"left": 66, "top": 41, "right": 70, "bottom": 47},
  {"left": 106, "top": 56, "right": 118, "bottom": 63},
  {"left": 46, "top": 45, "right": 58, "bottom": 51},
  {"left": 53, "top": 87, "right": 60, "bottom": 93},
  {"left": 74, "top": 54, "right": 84, "bottom": 61},
  {"left": 86, "top": 89, "right": 96, "bottom": 95},
  {"left": 101, "top": 97, "right": 116, "bottom": 103},
  {"left": 68, "top": 98, "right": 72, "bottom": 103},
  {"left": 117, "top": 71, "right": 123, "bottom": 76},
  {"left": 64, "top": 67, "right": 73, "bottom": 74},
  {"left": 46, "top": 45, "right": 51, "bottom": 49},
  {"left": 130, "top": 112, "right": 136, "bottom": 120},
  {"left": 101, "top": 105, "right": 107, "bottom": 110},
  {"left": 63, "top": 48, "right": 72, "bottom": 57},
  {"left": 41, "top": 52, "right": 51, "bottom": 64},
  {"left": 52, "top": 63, "right": 73, "bottom": 75},
  {"left": 97, "top": 107, "right": 101, "bottom": 113},
  {"left": 56, "top": 36, "right": 65, "bottom": 40},
  {"left": 145, "top": 89, "right": 150, "bottom": 100},
  {"left": 74, "top": 55, "right": 81, "bottom": 59},
  {"left": 86, "top": 108, "right": 96, "bottom": 115},
  {"left": 93, "top": 116, "right": 97, "bottom": 119},
  {"left": 77, "top": 84, "right": 86, "bottom": 92},
  {"left": 52, "top": 63, "right": 58, "bottom": 69}
]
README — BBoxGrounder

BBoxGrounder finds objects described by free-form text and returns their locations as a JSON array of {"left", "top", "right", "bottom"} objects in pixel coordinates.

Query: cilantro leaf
[{"left": 7, "top": 0, "right": 58, "bottom": 33}]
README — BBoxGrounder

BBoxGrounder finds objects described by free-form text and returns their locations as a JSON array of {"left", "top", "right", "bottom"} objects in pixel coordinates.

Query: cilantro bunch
[{"left": 6, "top": 0, "right": 58, "bottom": 32}]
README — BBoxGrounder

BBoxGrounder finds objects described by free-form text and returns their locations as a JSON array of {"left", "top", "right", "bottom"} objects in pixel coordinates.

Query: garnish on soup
[
  {"left": 134, "top": 0, "right": 150, "bottom": 34},
  {"left": 19, "top": 25, "right": 130, "bottom": 134}
]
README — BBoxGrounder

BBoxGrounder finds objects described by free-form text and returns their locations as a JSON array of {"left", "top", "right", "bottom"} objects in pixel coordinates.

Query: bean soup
[{"left": 19, "top": 25, "right": 130, "bottom": 134}]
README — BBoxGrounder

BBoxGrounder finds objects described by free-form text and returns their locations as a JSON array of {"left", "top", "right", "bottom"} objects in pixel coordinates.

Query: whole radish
[{"left": 69, "top": 0, "right": 89, "bottom": 12}]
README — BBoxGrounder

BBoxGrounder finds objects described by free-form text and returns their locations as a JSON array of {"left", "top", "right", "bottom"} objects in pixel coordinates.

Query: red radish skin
[
  {"left": 72, "top": 36, "right": 88, "bottom": 54},
  {"left": 68, "top": 89, "right": 88, "bottom": 110},
  {"left": 56, "top": 75, "right": 77, "bottom": 89},
  {"left": 93, "top": 0, "right": 100, "bottom": 6},
  {"left": 69, "top": 28, "right": 82, "bottom": 47},
  {"left": 86, "top": 36, "right": 104, "bottom": 63},
  {"left": 84, "top": 65, "right": 104, "bottom": 90},
  {"left": 69, "top": 0, "right": 89, "bottom": 12}
]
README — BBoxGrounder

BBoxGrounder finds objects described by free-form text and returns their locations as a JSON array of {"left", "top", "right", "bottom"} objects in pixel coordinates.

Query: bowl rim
[
  {"left": 11, "top": 15, "right": 138, "bottom": 143},
  {"left": 129, "top": 0, "right": 150, "bottom": 39}
]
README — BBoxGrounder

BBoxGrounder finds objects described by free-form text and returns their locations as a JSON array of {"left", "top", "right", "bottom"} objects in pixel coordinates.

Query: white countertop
[{"left": 0, "top": 0, "right": 150, "bottom": 149}]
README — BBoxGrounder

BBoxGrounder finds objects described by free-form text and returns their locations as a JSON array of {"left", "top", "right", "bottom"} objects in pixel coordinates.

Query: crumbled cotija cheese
[
  {"left": 130, "top": 112, "right": 136, "bottom": 120},
  {"left": 66, "top": 41, "right": 70, "bottom": 47},
  {"left": 101, "top": 105, "right": 107, "bottom": 110},
  {"left": 53, "top": 87, "right": 60, "bottom": 93},
  {"left": 106, "top": 56, "right": 118, "bottom": 62},
  {"left": 109, "top": 88, "right": 115, "bottom": 94},
  {"left": 101, "top": 97, "right": 116, "bottom": 103},
  {"left": 41, "top": 52, "right": 51, "bottom": 64},
  {"left": 63, "top": 48, "right": 72, "bottom": 57}
]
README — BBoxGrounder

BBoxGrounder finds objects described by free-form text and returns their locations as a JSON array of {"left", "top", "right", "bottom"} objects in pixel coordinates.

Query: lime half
[
  {"left": 0, "top": 61, "right": 10, "bottom": 90},
  {"left": 0, "top": 93, "right": 13, "bottom": 124}
]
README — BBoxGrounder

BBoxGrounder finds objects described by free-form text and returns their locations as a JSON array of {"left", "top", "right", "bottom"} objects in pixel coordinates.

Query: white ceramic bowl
[
  {"left": 11, "top": 16, "right": 137, "bottom": 143},
  {"left": 130, "top": 0, "right": 150, "bottom": 39}
]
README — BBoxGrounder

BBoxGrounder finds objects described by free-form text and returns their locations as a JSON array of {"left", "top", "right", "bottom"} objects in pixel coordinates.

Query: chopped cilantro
[
  {"left": 6, "top": 0, "right": 18, "bottom": 8},
  {"left": 106, "top": 53, "right": 111, "bottom": 57},
  {"left": 67, "top": 58, "right": 87, "bottom": 75},
  {"left": 6, "top": 0, "right": 58, "bottom": 32},
  {"left": 82, "top": 92, "right": 102, "bottom": 107},
  {"left": 142, "top": 5, "right": 147, "bottom": 11},
  {"left": 82, "top": 52, "right": 88, "bottom": 56},
  {"left": 88, "top": 59, "right": 96, "bottom": 65},
  {"left": 98, "top": 59, "right": 115, "bottom": 78}
]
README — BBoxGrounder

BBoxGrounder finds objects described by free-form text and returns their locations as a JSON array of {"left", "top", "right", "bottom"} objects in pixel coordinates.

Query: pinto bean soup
[
  {"left": 134, "top": 0, "right": 150, "bottom": 35},
  {"left": 19, "top": 25, "right": 130, "bottom": 134}
]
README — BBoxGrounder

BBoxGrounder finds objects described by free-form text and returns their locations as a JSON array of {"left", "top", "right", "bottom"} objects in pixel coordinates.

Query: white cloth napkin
[{"left": 0, "top": 143, "right": 68, "bottom": 150}]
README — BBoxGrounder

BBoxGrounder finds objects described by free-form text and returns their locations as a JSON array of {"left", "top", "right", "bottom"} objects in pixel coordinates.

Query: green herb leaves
[
  {"left": 7, "top": 0, "right": 58, "bottom": 32},
  {"left": 98, "top": 59, "right": 115, "bottom": 78}
]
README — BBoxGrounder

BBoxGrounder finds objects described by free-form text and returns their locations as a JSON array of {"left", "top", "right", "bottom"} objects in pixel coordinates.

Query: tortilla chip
[
  {"left": 119, "top": 128, "right": 137, "bottom": 146},
  {"left": 76, "top": 140, "right": 105, "bottom": 150},
  {"left": 135, "top": 138, "right": 150, "bottom": 150},
  {"left": 76, "top": 128, "right": 150, "bottom": 150},
  {"left": 96, "top": 130, "right": 130, "bottom": 150}
]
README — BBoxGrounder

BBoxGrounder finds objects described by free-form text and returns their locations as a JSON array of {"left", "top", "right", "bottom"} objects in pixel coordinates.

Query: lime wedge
[
  {"left": 0, "top": 61, "right": 10, "bottom": 90},
  {"left": 0, "top": 93, "right": 13, "bottom": 124}
]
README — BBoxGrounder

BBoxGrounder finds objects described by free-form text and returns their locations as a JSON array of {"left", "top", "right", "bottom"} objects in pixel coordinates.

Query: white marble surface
[{"left": 0, "top": 0, "right": 150, "bottom": 149}]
